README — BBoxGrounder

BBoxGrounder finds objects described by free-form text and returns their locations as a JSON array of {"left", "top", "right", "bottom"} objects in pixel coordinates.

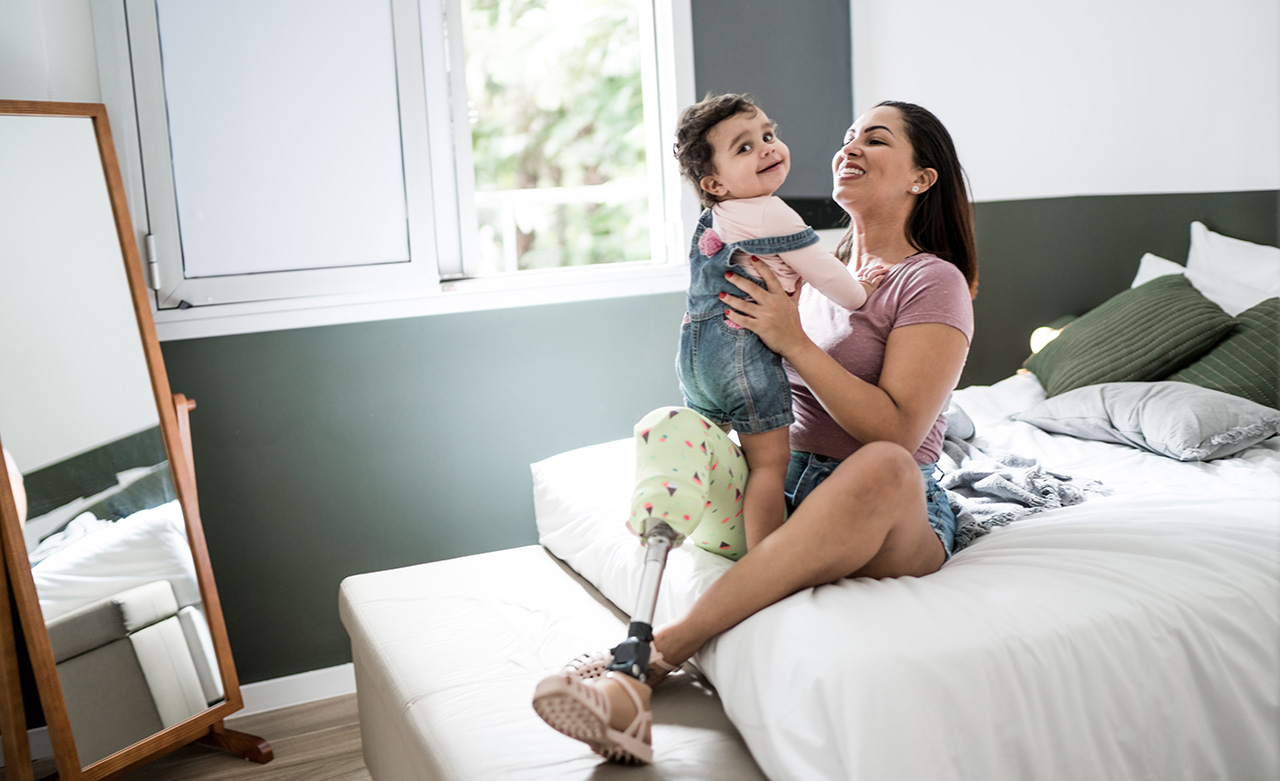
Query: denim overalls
[{"left": 676, "top": 209, "right": 822, "bottom": 435}]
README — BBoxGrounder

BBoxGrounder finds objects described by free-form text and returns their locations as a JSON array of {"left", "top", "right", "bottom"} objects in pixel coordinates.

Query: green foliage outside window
[{"left": 463, "top": 0, "right": 652, "bottom": 271}]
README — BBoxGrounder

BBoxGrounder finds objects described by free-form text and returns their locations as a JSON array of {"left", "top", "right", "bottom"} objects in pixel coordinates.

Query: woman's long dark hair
[{"left": 836, "top": 101, "right": 978, "bottom": 298}]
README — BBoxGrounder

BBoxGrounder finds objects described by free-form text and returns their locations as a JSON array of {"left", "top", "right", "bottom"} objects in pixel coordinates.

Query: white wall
[
  {"left": 0, "top": 113, "right": 159, "bottom": 471},
  {"left": 1, "top": 3, "right": 160, "bottom": 472},
  {"left": 0, "top": 0, "right": 102, "bottom": 102},
  {"left": 8, "top": 1, "right": 1278, "bottom": 206},
  {"left": 852, "top": 0, "right": 1280, "bottom": 203}
]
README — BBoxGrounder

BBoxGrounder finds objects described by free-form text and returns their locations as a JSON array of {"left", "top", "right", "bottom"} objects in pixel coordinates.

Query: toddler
[{"left": 665, "top": 93, "right": 883, "bottom": 551}]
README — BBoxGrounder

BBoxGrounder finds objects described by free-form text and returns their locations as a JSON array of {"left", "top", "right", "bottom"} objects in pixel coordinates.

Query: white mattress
[{"left": 533, "top": 373, "right": 1280, "bottom": 781}]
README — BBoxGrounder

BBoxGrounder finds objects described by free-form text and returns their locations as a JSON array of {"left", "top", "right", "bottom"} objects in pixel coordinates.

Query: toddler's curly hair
[{"left": 672, "top": 93, "right": 761, "bottom": 210}]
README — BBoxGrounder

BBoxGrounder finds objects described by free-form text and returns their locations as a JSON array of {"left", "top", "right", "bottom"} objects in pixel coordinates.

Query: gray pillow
[{"left": 1014, "top": 381, "right": 1280, "bottom": 461}]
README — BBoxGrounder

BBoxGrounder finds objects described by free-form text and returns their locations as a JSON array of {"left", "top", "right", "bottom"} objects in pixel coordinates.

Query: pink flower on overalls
[{"left": 698, "top": 228, "right": 723, "bottom": 256}]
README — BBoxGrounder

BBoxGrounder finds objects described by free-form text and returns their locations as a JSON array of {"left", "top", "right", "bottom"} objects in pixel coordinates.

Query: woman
[{"left": 533, "top": 100, "right": 978, "bottom": 765}]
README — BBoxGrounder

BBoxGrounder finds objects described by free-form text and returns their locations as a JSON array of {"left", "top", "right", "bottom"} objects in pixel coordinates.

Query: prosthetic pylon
[{"left": 606, "top": 520, "right": 681, "bottom": 681}]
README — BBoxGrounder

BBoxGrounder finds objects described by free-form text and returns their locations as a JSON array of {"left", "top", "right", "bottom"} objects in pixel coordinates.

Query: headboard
[
  {"left": 21, "top": 426, "right": 171, "bottom": 526},
  {"left": 961, "top": 189, "right": 1280, "bottom": 386}
]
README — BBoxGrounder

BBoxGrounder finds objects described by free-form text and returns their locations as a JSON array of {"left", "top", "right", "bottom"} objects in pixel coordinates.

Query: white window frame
[{"left": 90, "top": 0, "right": 696, "bottom": 341}]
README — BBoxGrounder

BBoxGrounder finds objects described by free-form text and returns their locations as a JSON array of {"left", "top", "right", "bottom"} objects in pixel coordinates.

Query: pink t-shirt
[
  {"left": 786, "top": 253, "right": 974, "bottom": 464},
  {"left": 712, "top": 196, "right": 869, "bottom": 310}
]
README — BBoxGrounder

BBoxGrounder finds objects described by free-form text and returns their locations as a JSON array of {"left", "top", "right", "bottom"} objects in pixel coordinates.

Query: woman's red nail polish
[
  {"left": 724, "top": 272, "right": 732, "bottom": 279},
  {"left": 725, "top": 309, "right": 732, "bottom": 316},
  {"left": 718, "top": 292, "right": 726, "bottom": 299}
]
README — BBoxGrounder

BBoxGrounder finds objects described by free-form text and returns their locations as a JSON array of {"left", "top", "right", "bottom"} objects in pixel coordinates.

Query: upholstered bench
[{"left": 339, "top": 545, "right": 766, "bottom": 780}]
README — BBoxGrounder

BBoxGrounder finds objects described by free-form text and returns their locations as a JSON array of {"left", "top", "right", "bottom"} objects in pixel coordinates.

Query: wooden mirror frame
[{"left": 0, "top": 100, "right": 270, "bottom": 780}]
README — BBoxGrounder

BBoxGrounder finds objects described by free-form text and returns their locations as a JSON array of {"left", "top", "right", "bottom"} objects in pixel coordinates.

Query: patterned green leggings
[{"left": 626, "top": 406, "right": 749, "bottom": 561}]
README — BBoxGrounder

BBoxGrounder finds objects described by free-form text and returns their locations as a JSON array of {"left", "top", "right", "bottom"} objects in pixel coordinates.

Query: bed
[{"left": 341, "top": 221, "right": 1280, "bottom": 779}]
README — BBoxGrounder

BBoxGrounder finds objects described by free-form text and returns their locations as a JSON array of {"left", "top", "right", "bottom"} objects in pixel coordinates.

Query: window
[
  {"left": 92, "top": 0, "right": 693, "bottom": 338},
  {"left": 451, "top": 0, "right": 665, "bottom": 276}
]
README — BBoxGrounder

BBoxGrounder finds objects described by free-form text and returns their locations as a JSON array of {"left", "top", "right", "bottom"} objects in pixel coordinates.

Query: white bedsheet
[{"left": 533, "top": 374, "right": 1280, "bottom": 780}]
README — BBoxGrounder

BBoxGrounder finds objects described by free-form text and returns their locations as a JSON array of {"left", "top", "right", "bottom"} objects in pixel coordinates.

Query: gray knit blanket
[{"left": 940, "top": 403, "right": 1109, "bottom": 551}]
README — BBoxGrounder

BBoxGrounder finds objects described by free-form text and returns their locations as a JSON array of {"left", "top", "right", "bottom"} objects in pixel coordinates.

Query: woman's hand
[{"left": 722, "top": 258, "right": 808, "bottom": 357}]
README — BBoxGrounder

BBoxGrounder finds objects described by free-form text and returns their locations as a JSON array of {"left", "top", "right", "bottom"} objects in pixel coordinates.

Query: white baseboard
[{"left": 237, "top": 663, "right": 357, "bottom": 717}]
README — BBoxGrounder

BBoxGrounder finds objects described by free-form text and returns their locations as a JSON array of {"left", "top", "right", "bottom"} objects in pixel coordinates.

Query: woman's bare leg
[
  {"left": 736, "top": 427, "right": 791, "bottom": 549},
  {"left": 653, "top": 441, "right": 945, "bottom": 665}
]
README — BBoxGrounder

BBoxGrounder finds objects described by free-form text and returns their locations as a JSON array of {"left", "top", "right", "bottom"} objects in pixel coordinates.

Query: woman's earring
[{"left": 911, "top": 185, "right": 920, "bottom": 193}]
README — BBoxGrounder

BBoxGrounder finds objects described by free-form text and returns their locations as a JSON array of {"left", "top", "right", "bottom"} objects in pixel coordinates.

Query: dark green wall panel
[
  {"left": 691, "top": 0, "right": 852, "bottom": 200},
  {"left": 160, "top": 293, "right": 687, "bottom": 682},
  {"left": 964, "top": 190, "right": 1279, "bottom": 386}
]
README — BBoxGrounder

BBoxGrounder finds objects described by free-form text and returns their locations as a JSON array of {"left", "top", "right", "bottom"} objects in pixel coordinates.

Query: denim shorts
[
  {"left": 784, "top": 450, "right": 956, "bottom": 560},
  {"left": 676, "top": 314, "right": 794, "bottom": 435}
]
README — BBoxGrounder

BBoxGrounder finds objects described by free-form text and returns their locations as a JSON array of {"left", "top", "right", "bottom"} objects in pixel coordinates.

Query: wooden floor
[{"left": 120, "top": 694, "right": 370, "bottom": 781}]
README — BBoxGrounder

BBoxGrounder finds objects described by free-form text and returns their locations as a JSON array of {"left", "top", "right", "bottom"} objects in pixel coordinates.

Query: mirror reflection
[{"left": 0, "top": 113, "right": 225, "bottom": 768}]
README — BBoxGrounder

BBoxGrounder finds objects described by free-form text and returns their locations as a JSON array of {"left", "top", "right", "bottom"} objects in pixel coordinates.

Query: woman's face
[{"left": 831, "top": 106, "right": 927, "bottom": 215}]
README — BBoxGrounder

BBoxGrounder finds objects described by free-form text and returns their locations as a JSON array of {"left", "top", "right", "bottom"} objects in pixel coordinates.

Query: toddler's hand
[{"left": 857, "top": 264, "right": 888, "bottom": 295}]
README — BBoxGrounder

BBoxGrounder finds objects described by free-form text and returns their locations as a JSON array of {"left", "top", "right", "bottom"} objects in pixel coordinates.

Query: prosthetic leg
[
  {"left": 532, "top": 409, "right": 748, "bottom": 763},
  {"left": 606, "top": 520, "right": 681, "bottom": 682}
]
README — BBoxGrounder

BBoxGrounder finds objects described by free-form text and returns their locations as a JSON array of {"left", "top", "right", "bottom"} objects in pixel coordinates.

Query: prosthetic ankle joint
[{"left": 607, "top": 520, "right": 680, "bottom": 681}]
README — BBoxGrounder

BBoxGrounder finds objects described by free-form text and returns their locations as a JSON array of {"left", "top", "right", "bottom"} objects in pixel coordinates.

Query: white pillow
[
  {"left": 30, "top": 500, "right": 201, "bottom": 621},
  {"left": 1130, "top": 253, "right": 1185, "bottom": 288},
  {"left": 1129, "top": 249, "right": 1262, "bottom": 316},
  {"left": 1185, "top": 221, "right": 1280, "bottom": 314}
]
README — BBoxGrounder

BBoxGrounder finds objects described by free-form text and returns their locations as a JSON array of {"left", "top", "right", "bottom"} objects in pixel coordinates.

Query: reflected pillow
[
  {"left": 1168, "top": 298, "right": 1280, "bottom": 409},
  {"left": 1014, "top": 381, "right": 1280, "bottom": 461},
  {"left": 30, "top": 500, "right": 200, "bottom": 621},
  {"left": 1023, "top": 274, "right": 1236, "bottom": 398}
]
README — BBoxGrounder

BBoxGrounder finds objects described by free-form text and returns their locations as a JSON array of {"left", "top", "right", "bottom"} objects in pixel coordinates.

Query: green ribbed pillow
[
  {"left": 1167, "top": 297, "right": 1279, "bottom": 409},
  {"left": 1024, "top": 274, "right": 1236, "bottom": 398}
]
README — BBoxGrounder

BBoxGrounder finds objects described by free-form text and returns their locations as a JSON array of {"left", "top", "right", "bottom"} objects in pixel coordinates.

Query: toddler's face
[{"left": 701, "top": 109, "right": 790, "bottom": 201}]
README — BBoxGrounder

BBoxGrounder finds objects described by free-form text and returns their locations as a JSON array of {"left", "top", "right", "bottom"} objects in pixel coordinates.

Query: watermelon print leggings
[{"left": 626, "top": 406, "right": 749, "bottom": 561}]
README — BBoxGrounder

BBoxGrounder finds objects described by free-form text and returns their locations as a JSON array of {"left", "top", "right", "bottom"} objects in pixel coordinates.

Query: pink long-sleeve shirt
[{"left": 712, "top": 195, "right": 868, "bottom": 310}]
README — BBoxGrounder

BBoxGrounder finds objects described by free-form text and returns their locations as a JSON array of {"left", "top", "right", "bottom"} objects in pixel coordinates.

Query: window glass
[
  {"left": 155, "top": 0, "right": 410, "bottom": 277},
  {"left": 459, "top": 0, "right": 653, "bottom": 273}
]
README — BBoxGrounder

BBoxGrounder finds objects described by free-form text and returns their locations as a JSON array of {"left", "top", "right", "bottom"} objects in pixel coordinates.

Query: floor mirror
[{"left": 0, "top": 101, "right": 271, "bottom": 780}]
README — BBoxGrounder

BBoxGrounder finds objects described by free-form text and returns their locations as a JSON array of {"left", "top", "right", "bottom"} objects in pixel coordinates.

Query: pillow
[
  {"left": 1129, "top": 253, "right": 1184, "bottom": 288},
  {"left": 30, "top": 500, "right": 201, "bottom": 621},
  {"left": 1130, "top": 250, "right": 1263, "bottom": 316},
  {"left": 1023, "top": 274, "right": 1236, "bottom": 398},
  {"left": 1167, "top": 297, "right": 1280, "bottom": 409},
  {"left": 1014, "top": 382, "right": 1280, "bottom": 461},
  {"left": 1185, "top": 221, "right": 1280, "bottom": 313}
]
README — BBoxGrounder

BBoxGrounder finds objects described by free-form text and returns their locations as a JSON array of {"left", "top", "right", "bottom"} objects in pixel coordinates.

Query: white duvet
[{"left": 533, "top": 374, "right": 1280, "bottom": 781}]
